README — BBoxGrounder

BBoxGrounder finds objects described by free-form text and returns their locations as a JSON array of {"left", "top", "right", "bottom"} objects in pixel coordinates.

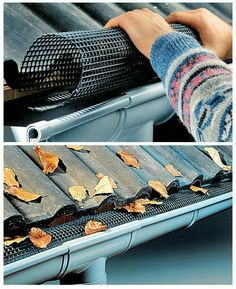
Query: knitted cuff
[{"left": 150, "top": 32, "right": 201, "bottom": 82}]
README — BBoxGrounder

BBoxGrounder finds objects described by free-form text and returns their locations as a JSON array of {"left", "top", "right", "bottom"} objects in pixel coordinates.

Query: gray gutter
[
  {"left": 4, "top": 191, "right": 232, "bottom": 284},
  {"left": 25, "top": 82, "right": 173, "bottom": 142}
]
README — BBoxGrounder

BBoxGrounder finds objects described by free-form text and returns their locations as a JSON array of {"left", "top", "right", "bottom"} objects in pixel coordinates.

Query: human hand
[
  {"left": 105, "top": 8, "right": 174, "bottom": 59},
  {"left": 166, "top": 8, "right": 232, "bottom": 60}
]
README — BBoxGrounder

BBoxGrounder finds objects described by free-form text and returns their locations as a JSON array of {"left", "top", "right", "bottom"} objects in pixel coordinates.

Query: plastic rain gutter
[
  {"left": 4, "top": 191, "right": 232, "bottom": 285},
  {"left": 25, "top": 82, "right": 173, "bottom": 142}
]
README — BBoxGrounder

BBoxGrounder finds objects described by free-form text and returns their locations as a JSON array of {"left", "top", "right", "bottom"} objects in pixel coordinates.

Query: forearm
[{"left": 150, "top": 32, "right": 232, "bottom": 142}]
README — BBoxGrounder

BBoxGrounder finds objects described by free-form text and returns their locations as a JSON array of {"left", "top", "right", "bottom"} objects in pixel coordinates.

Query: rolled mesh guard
[{"left": 13, "top": 24, "right": 198, "bottom": 109}]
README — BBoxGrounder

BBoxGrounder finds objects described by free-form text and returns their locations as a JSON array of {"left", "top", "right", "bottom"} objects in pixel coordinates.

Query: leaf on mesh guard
[
  {"left": 93, "top": 176, "right": 114, "bottom": 196},
  {"left": 69, "top": 186, "right": 87, "bottom": 202},
  {"left": 148, "top": 180, "right": 169, "bottom": 199},
  {"left": 117, "top": 150, "right": 140, "bottom": 169},
  {"left": 204, "top": 147, "right": 231, "bottom": 172},
  {"left": 4, "top": 236, "right": 28, "bottom": 247},
  {"left": 4, "top": 186, "right": 43, "bottom": 203},
  {"left": 190, "top": 185, "right": 209, "bottom": 195},
  {"left": 135, "top": 198, "right": 163, "bottom": 206},
  {"left": 28, "top": 227, "right": 52, "bottom": 248},
  {"left": 120, "top": 202, "right": 146, "bottom": 214},
  {"left": 66, "top": 145, "right": 90, "bottom": 153},
  {"left": 84, "top": 220, "right": 108, "bottom": 235},
  {"left": 96, "top": 173, "right": 118, "bottom": 189},
  {"left": 34, "top": 145, "right": 59, "bottom": 174},
  {"left": 4, "top": 168, "right": 20, "bottom": 187},
  {"left": 165, "top": 164, "right": 182, "bottom": 177}
]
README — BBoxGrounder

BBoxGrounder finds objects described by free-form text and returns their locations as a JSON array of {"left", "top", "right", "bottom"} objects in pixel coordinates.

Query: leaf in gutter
[
  {"left": 135, "top": 198, "right": 163, "bottom": 206},
  {"left": 204, "top": 147, "right": 231, "bottom": 172},
  {"left": 4, "top": 168, "right": 20, "bottom": 187},
  {"left": 120, "top": 202, "right": 146, "bottom": 214},
  {"left": 190, "top": 185, "right": 209, "bottom": 195},
  {"left": 28, "top": 227, "right": 52, "bottom": 248},
  {"left": 165, "top": 164, "right": 182, "bottom": 177},
  {"left": 69, "top": 186, "right": 87, "bottom": 202},
  {"left": 148, "top": 180, "right": 169, "bottom": 199},
  {"left": 117, "top": 150, "right": 140, "bottom": 169},
  {"left": 84, "top": 220, "right": 108, "bottom": 235},
  {"left": 4, "top": 186, "right": 43, "bottom": 203},
  {"left": 94, "top": 176, "right": 114, "bottom": 196},
  {"left": 34, "top": 145, "right": 59, "bottom": 174},
  {"left": 66, "top": 145, "right": 90, "bottom": 153},
  {"left": 96, "top": 173, "right": 118, "bottom": 189},
  {"left": 4, "top": 236, "right": 28, "bottom": 247}
]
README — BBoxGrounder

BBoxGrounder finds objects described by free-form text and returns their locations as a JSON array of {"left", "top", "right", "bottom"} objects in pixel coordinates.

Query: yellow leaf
[
  {"left": 190, "top": 185, "right": 209, "bottom": 195},
  {"left": 84, "top": 220, "right": 107, "bottom": 235},
  {"left": 94, "top": 176, "right": 114, "bottom": 196},
  {"left": 4, "top": 186, "right": 42, "bottom": 202},
  {"left": 69, "top": 186, "right": 87, "bottom": 202},
  {"left": 135, "top": 198, "right": 163, "bottom": 206},
  {"left": 120, "top": 202, "right": 146, "bottom": 214},
  {"left": 4, "top": 236, "right": 28, "bottom": 246},
  {"left": 34, "top": 146, "right": 59, "bottom": 174},
  {"left": 165, "top": 164, "right": 182, "bottom": 177},
  {"left": 66, "top": 145, "right": 84, "bottom": 151},
  {"left": 28, "top": 227, "right": 52, "bottom": 248},
  {"left": 117, "top": 150, "right": 140, "bottom": 169},
  {"left": 204, "top": 147, "right": 231, "bottom": 172},
  {"left": 148, "top": 180, "right": 169, "bottom": 199},
  {"left": 4, "top": 168, "right": 20, "bottom": 187},
  {"left": 96, "top": 173, "right": 118, "bottom": 189}
]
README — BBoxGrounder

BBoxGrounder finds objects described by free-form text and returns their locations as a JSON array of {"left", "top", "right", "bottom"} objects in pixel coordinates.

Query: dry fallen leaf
[
  {"left": 121, "top": 202, "right": 146, "bottom": 214},
  {"left": 69, "top": 186, "right": 87, "bottom": 202},
  {"left": 66, "top": 145, "right": 84, "bottom": 151},
  {"left": 84, "top": 220, "right": 108, "bottom": 235},
  {"left": 34, "top": 145, "right": 59, "bottom": 174},
  {"left": 28, "top": 227, "right": 52, "bottom": 248},
  {"left": 117, "top": 150, "right": 140, "bottom": 169},
  {"left": 120, "top": 198, "right": 163, "bottom": 214},
  {"left": 135, "top": 198, "right": 163, "bottom": 206},
  {"left": 165, "top": 164, "right": 182, "bottom": 177},
  {"left": 190, "top": 185, "right": 209, "bottom": 195},
  {"left": 148, "top": 180, "right": 169, "bottom": 199},
  {"left": 4, "top": 236, "right": 28, "bottom": 247},
  {"left": 204, "top": 147, "right": 231, "bottom": 172},
  {"left": 4, "top": 186, "right": 42, "bottom": 203},
  {"left": 96, "top": 173, "right": 118, "bottom": 189},
  {"left": 4, "top": 168, "right": 20, "bottom": 187},
  {"left": 94, "top": 176, "right": 114, "bottom": 196}
]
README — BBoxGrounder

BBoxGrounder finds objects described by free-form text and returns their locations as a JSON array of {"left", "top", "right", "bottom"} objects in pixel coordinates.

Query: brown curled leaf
[
  {"left": 28, "top": 227, "right": 52, "bottom": 248},
  {"left": 120, "top": 202, "right": 146, "bottom": 214},
  {"left": 96, "top": 173, "right": 118, "bottom": 189},
  {"left": 4, "top": 168, "right": 20, "bottom": 187},
  {"left": 204, "top": 147, "right": 231, "bottom": 172},
  {"left": 148, "top": 180, "right": 169, "bottom": 199},
  {"left": 93, "top": 176, "right": 114, "bottom": 196},
  {"left": 4, "top": 236, "right": 28, "bottom": 247},
  {"left": 4, "top": 186, "right": 43, "bottom": 203},
  {"left": 34, "top": 145, "right": 59, "bottom": 174},
  {"left": 66, "top": 145, "right": 84, "bottom": 151},
  {"left": 84, "top": 220, "right": 108, "bottom": 235},
  {"left": 165, "top": 164, "right": 182, "bottom": 177},
  {"left": 69, "top": 186, "right": 87, "bottom": 202},
  {"left": 117, "top": 150, "right": 140, "bottom": 169},
  {"left": 190, "top": 185, "right": 209, "bottom": 195},
  {"left": 135, "top": 198, "right": 163, "bottom": 206}
]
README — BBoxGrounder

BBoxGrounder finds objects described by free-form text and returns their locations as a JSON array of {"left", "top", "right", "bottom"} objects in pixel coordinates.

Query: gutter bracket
[{"left": 187, "top": 209, "right": 199, "bottom": 228}]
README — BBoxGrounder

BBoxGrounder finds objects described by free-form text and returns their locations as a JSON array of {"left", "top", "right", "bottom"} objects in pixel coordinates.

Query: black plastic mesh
[
  {"left": 4, "top": 181, "right": 231, "bottom": 266},
  {"left": 18, "top": 24, "right": 199, "bottom": 102}
]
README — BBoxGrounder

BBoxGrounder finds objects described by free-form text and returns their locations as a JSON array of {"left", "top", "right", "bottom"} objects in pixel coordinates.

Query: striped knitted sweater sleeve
[{"left": 150, "top": 32, "right": 232, "bottom": 142}]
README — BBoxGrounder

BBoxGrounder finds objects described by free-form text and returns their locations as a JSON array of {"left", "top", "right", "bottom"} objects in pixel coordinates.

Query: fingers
[
  {"left": 104, "top": 15, "right": 124, "bottom": 29},
  {"left": 166, "top": 11, "right": 196, "bottom": 26}
]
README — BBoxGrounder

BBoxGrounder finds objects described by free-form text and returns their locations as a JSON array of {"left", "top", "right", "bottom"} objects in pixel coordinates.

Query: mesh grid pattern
[
  {"left": 18, "top": 25, "right": 199, "bottom": 104},
  {"left": 4, "top": 181, "right": 231, "bottom": 266}
]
